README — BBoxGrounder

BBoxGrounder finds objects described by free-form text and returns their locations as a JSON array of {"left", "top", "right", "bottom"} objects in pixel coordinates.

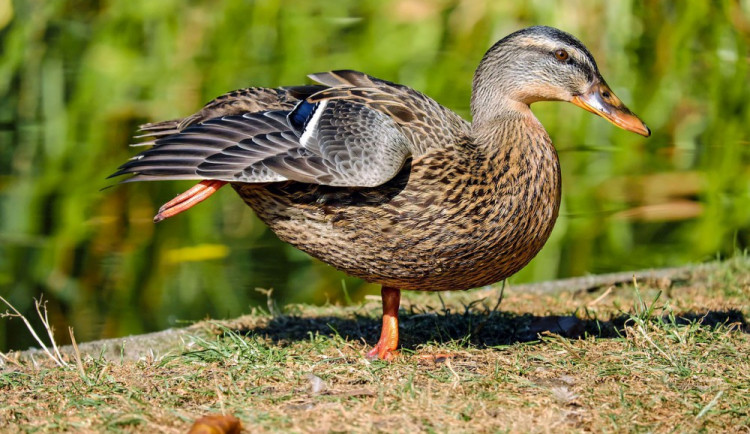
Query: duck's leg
[
  {"left": 154, "top": 180, "right": 227, "bottom": 222},
  {"left": 366, "top": 286, "right": 401, "bottom": 361}
]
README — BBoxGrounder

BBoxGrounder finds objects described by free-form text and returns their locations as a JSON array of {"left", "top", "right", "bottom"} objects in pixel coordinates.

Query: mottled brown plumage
[
  {"left": 111, "top": 26, "right": 649, "bottom": 359},
  {"left": 235, "top": 114, "right": 559, "bottom": 291}
]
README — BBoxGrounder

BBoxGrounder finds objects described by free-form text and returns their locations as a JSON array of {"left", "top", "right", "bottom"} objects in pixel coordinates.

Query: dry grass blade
[
  {"left": 444, "top": 358, "right": 461, "bottom": 389},
  {"left": 0, "top": 296, "right": 67, "bottom": 367},
  {"left": 69, "top": 327, "right": 88, "bottom": 383},
  {"left": 696, "top": 391, "right": 724, "bottom": 420},
  {"left": 635, "top": 323, "right": 676, "bottom": 365},
  {"left": 0, "top": 350, "right": 22, "bottom": 368},
  {"left": 541, "top": 331, "right": 583, "bottom": 360}
]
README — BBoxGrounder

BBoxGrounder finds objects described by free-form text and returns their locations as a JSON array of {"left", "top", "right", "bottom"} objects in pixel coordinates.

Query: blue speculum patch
[{"left": 289, "top": 100, "right": 317, "bottom": 133}]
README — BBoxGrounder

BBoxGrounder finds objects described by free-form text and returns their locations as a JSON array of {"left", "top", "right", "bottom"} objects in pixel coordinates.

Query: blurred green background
[{"left": 1, "top": 0, "right": 749, "bottom": 352}]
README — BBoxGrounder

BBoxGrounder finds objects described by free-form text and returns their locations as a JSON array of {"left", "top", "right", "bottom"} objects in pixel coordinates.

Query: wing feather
[{"left": 112, "top": 75, "right": 417, "bottom": 188}]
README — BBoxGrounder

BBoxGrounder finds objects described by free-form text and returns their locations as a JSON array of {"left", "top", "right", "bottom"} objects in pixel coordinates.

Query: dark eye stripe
[{"left": 562, "top": 56, "right": 595, "bottom": 82}]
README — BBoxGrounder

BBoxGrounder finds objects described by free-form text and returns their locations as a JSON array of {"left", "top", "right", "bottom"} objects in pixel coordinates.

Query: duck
[{"left": 110, "top": 26, "right": 650, "bottom": 360}]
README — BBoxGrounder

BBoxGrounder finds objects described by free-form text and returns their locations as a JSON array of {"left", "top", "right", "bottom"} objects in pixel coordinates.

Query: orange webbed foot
[
  {"left": 366, "top": 343, "right": 398, "bottom": 361},
  {"left": 365, "top": 287, "right": 400, "bottom": 361}
]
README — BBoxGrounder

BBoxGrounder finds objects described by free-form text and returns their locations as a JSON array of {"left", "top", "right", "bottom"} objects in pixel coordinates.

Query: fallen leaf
[{"left": 187, "top": 414, "right": 241, "bottom": 434}]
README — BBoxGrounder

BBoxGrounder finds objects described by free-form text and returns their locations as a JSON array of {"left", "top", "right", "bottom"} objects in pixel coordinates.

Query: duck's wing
[
  {"left": 111, "top": 75, "right": 416, "bottom": 188},
  {"left": 132, "top": 85, "right": 326, "bottom": 147}
]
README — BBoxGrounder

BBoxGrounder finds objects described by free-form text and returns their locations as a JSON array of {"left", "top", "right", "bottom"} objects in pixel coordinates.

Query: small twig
[
  {"left": 587, "top": 286, "right": 613, "bottom": 307},
  {"left": 444, "top": 358, "right": 461, "bottom": 389},
  {"left": 255, "top": 288, "right": 279, "bottom": 316},
  {"left": 0, "top": 296, "right": 65, "bottom": 367},
  {"left": 37, "top": 298, "right": 66, "bottom": 365}
]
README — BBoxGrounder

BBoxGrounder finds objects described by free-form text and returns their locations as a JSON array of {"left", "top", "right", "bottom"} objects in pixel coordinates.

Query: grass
[
  {"left": 1, "top": 258, "right": 748, "bottom": 432},
  {"left": 3, "top": 0, "right": 750, "bottom": 353}
]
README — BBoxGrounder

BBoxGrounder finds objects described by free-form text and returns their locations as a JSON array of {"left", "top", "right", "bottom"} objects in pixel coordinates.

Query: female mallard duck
[{"left": 111, "top": 26, "right": 649, "bottom": 360}]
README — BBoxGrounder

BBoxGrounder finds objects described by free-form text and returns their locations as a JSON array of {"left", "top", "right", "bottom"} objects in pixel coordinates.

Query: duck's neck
[
  {"left": 470, "top": 100, "right": 551, "bottom": 161},
  {"left": 471, "top": 94, "right": 532, "bottom": 127}
]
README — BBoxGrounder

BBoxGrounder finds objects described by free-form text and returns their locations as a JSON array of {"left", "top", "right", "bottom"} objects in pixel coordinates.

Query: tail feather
[
  {"left": 138, "top": 119, "right": 180, "bottom": 131},
  {"left": 130, "top": 120, "right": 182, "bottom": 146}
]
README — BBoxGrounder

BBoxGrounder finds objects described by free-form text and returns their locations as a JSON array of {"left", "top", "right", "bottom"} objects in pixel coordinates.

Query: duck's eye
[{"left": 554, "top": 49, "right": 569, "bottom": 61}]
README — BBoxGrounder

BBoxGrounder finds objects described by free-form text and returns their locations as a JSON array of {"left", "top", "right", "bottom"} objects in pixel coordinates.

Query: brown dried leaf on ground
[{"left": 187, "top": 414, "right": 241, "bottom": 434}]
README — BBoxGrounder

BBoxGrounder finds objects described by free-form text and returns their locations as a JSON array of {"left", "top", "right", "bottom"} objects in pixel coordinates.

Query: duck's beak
[{"left": 571, "top": 81, "right": 651, "bottom": 137}]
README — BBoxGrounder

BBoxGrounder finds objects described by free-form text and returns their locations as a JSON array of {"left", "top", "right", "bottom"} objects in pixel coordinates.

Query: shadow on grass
[{"left": 234, "top": 308, "right": 749, "bottom": 351}]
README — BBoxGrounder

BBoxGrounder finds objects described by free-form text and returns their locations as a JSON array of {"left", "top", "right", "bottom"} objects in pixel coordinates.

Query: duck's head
[{"left": 472, "top": 26, "right": 650, "bottom": 137}]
